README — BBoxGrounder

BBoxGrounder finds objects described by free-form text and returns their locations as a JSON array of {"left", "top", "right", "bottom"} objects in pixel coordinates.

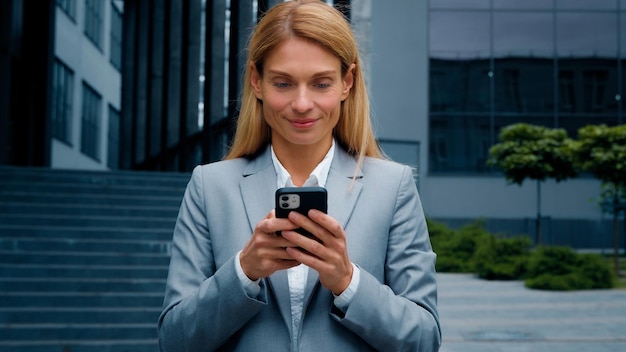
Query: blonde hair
[{"left": 225, "top": 0, "right": 383, "bottom": 163}]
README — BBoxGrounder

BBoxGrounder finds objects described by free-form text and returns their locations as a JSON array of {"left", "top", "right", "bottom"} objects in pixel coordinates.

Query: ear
[
  {"left": 250, "top": 61, "right": 263, "bottom": 100},
  {"left": 341, "top": 63, "right": 356, "bottom": 101}
]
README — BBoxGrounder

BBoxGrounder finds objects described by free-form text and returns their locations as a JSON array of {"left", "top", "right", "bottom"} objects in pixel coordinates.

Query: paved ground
[{"left": 437, "top": 273, "right": 626, "bottom": 352}]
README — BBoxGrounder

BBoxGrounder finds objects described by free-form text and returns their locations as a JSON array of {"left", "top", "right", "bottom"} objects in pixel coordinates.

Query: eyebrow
[{"left": 266, "top": 69, "right": 338, "bottom": 78}]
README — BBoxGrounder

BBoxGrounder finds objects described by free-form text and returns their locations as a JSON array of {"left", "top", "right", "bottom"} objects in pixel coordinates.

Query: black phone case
[{"left": 275, "top": 187, "right": 327, "bottom": 239}]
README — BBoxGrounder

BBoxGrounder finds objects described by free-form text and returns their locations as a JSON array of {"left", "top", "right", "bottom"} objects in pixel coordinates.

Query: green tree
[
  {"left": 572, "top": 124, "right": 626, "bottom": 274},
  {"left": 488, "top": 123, "right": 578, "bottom": 245}
]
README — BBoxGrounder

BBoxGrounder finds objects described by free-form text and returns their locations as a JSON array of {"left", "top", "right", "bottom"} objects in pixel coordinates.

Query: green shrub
[
  {"left": 428, "top": 218, "right": 615, "bottom": 291},
  {"left": 525, "top": 273, "right": 593, "bottom": 290},
  {"left": 526, "top": 246, "right": 578, "bottom": 277},
  {"left": 428, "top": 219, "right": 490, "bottom": 273},
  {"left": 474, "top": 235, "right": 531, "bottom": 280},
  {"left": 524, "top": 246, "right": 614, "bottom": 290},
  {"left": 577, "top": 254, "right": 613, "bottom": 289}
]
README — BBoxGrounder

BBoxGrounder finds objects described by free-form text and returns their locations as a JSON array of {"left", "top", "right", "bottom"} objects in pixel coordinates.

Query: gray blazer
[{"left": 158, "top": 145, "right": 441, "bottom": 351}]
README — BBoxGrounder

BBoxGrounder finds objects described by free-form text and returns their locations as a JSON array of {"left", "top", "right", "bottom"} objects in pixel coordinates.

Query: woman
[{"left": 158, "top": 1, "right": 441, "bottom": 351}]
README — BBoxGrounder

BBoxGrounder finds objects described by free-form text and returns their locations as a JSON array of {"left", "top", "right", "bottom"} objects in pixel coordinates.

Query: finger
[
  {"left": 256, "top": 217, "right": 299, "bottom": 237},
  {"left": 287, "top": 211, "right": 333, "bottom": 243},
  {"left": 281, "top": 230, "right": 324, "bottom": 258},
  {"left": 307, "top": 209, "right": 344, "bottom": 238}
]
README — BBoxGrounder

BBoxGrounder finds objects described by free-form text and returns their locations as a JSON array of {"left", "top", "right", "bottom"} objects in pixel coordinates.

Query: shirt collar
[{"left": 271, "top": 139, "right": 335, "bottom": 188}]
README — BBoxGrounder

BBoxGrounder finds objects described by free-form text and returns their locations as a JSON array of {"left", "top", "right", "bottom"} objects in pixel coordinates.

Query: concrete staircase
[{"left": 0, "top": 166, "right": 190, "bottom": 352}]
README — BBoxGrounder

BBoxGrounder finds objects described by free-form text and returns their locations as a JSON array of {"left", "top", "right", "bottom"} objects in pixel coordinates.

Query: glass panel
[
  {"left": 430, "top": 11, "right": 491, "bottom": 113},
  {"left": 494, "top": 0, "right": 554, "bottom": 10},
  {"left": 430, "top": 10, "right": 492, "bottom": 173},
  {"left": 556, "top": 12, "right": 617, "bottom": 58},
  {"left": 430, "top": 59, "right": 491, "bottom": 113},
  {"left": 621, "top": 9, "right": 626, "bottom": 56},
  {"left": 430, "top": 0, "right": 489, "bottom": 10},
  {"left": 493, "top": 58, "right": 554, "bottom": 113},
  {"left": 51, "top": 60, "right": 74, "bottom": 144},
  {"left": 493, "top": 12, "right": 553, "bottom": 58},
  {"left": 84, "top": 0, "right": 104, "bottom": 49},
  {"left": 556, "top": 0, "right": 617, "bottom": 10},
  {"left": 109, "top": 2, "right": 123, "bottom": 70},
  {"left": 430, "top": 11, "right": 490, "bottom": 59},
  {"left": 558, "top": 59, "right": 618, "bottom": 114},
  {"left": 429, "top": 115, "right": 491, "bottom": 173},
  {"left": 81, "top": 83, "right": 101, "bottom": 160},
  {"left": 493, "top": 12, "right": 554, "bottom": 113},
  {"left": 108, "top": 106, "right": 120, "bottom": 169}
]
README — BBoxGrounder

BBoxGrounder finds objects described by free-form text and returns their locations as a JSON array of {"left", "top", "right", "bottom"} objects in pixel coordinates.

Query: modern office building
[
  {"left": 422, "top": 0, "right": 624, "bottom": 248},
  {"left": 52, "top": 0, "right": 124, "bottom": 170},
  {"left": 1, "top": 0, "right": 123, "bottom": 170},
  {"left": 0, "top": 0, "right": 623, "bottom": 249}
]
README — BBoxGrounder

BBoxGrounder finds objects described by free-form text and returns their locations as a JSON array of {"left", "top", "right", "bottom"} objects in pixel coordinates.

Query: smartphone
[{"left": 275, "top": 186, "right": 327, "bottom": 239}]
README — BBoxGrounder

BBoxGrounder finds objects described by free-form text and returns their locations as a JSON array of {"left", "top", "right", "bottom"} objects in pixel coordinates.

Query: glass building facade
[{"left": 429, "top": 0, "right": 625, "bottom": 174}]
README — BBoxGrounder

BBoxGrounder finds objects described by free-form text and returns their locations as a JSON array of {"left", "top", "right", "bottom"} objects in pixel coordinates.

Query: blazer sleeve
[
  {"left": 331, "top": 165, "right": 442, "bottom": 352},
  {"left": 157, "top": 165, "right": 268, "bottom": 351}
]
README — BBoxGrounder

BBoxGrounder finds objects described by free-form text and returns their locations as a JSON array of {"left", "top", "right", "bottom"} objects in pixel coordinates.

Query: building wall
[
  {"left": 51, "top": 1, "right": 121, "bottom": 170},
  {"left": 365, "top": 0, "right": 618, "bottom": 248}
]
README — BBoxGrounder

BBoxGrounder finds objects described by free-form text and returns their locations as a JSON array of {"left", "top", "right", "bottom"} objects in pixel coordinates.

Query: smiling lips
[{"left": 288, "top": 118, "right": 319, "bottom": 129}]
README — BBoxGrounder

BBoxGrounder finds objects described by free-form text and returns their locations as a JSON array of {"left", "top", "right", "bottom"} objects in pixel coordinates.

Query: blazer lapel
[
  {"left": 240, "top": 147, "right": 276, "bottom": 232},
  {"left": 326, "top": 146, "right": 363, "bottom": 230},
  {"left": 239, "top": 146, "right": 294, "bottom": 333}
]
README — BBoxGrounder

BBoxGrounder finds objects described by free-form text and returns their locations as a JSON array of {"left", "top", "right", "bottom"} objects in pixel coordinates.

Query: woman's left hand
[{"left": 281, "top": 209, "right": 353, "bottom": 295}]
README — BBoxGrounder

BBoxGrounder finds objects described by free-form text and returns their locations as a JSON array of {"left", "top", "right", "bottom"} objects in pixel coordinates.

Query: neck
[{"left": 272, "top": 139, "right": 332, "bottom": 186}]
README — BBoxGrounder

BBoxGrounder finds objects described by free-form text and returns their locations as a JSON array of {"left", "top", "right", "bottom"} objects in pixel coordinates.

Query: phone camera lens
[
  {"left": 281, "top": 196, "right": 289, "bottom": 201},
  {"left": 281, "top": 202, "right": 289, "bottom": 208}
]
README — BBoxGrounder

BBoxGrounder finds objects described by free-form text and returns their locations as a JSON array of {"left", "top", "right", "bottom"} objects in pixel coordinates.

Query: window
[
  {"left": 56, "top": 0, "right": 76, "bottom": 20},
  {"left": 558, "top": 70, "right": 576, "bottom": 113},
  {"left": 501, "top": 69, "right": 522, "bottom": 112},
  {"left": 107, "top": 105, "right": 120, "bottom": 169},
  {"left": 583, "top": 70, "right": 610, "bottom": 113},
  {"left": 84, "top": 0, "right": 104, "bottom": 49},
  {"left": 429, "top": 3, "right": 623, "bottom": 174},
  {"left": 110, "top": 2, "right": 123, "bottom": 70},
  {"left": 81, "top": 83, "right": 102, "bottom": 161},
  {"left": 51, "top": 59, "right": 74, "bottom": 145}
]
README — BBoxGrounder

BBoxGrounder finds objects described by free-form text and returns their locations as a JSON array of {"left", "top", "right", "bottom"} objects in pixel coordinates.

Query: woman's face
[{"left": 251, "top": 37, "right": 354, "bottom": 154}]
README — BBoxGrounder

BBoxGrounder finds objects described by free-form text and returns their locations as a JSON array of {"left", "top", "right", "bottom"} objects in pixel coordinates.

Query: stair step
[
  {"left": 0, "top": 202, "right": 179, "bottom": 217},
  {"left": 0, "top": 237, "right": 171, "bottom": 254},
  {"left": 0, "top": 278, "right": 166, "bottom": 293},
  {"left": 0, "top": 340, "right": 158, "bottom": 352},
  {"left": 0, "top": 251, "right": 170, "bottom": 266},
  {"left": 0, "top": 264, "right": 168, "bottom": 280},
  {"left": 0, "top": 191, "right": 183, "bottom": 207},
  {"left": 0, "top": 181, "right": 186, "bottom": 198},
  {"left": 0, "top": 165, "right": 190, "bottom": 188},
  {"left": 0, "top": 214, "right": 176, "bottom": 229},
  {"left": 0, "top": 225, "right": 173, "bottom": 240},
  {"left": 0, "top": 323, "right": 157, "bottom": 342},
  {"left": 0, "top": 292, "right": 164, "bottom": 308},
  {"left": 0, "top": 307, "right": 161, "bottom": 324}
]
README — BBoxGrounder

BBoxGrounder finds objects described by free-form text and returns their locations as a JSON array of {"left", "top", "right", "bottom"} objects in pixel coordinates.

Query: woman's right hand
[{"left": 239, "top": 210, "right": 301, "bottom": 280}]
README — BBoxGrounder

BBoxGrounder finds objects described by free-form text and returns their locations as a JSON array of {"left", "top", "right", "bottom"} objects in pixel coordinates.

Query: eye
[
  {"left": 314, "top": 79, "right": 333, "bottom": 89},
  {"left": 273, "top": 81, "right": 291, "bottom": 89}
]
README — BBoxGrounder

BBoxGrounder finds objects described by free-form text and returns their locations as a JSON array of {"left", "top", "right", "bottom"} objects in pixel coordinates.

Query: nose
[{"left": 291, "top": 87, "right": 314, "bottom": 113}]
